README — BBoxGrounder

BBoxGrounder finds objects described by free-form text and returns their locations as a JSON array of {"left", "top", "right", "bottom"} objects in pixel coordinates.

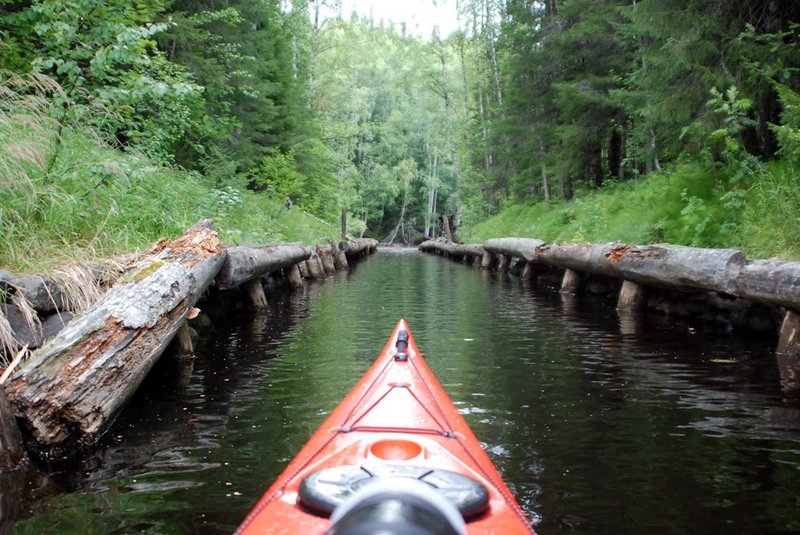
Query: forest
[{"left": 1, "top": 0, "right": 800, "bottom": 271}]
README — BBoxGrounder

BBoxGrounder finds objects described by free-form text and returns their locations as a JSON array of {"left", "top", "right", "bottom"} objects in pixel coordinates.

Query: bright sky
[{"left": 339, "top": 0, "right": 461, "bottom": 38}]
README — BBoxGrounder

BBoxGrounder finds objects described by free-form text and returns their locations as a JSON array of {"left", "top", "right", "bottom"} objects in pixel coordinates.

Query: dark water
[{"left": 6, "top": 250, "right": 800, "bottom": 534}]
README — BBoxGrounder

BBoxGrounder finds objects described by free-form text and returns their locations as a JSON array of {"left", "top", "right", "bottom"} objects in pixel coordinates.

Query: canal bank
[{"left": 0, "top": 220, "right": 377, "bottom": 465}]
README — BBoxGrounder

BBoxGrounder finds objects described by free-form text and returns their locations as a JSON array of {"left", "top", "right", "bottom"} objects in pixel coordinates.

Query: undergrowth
[
  {"left": 461, "top": 161, "right": 800, "bottom": 260},
  {"left": 0, "top": 74, "right": 338, "bottom": 274}
]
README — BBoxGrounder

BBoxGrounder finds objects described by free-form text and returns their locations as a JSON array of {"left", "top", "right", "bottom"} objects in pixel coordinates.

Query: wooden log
[
  {"left": 608, "top": 244, "right": 745, "bottom": 295},
  {"left": 340, "top": 238, "right": 379, "bottom": 259},
  {"left": 481, "top": 251, "right": 495, "bottom": 270},
  {"left": 561, "top": 269, "right": 582, "bottom": 293},
  {"left": 0, "top": 385, "right": 27, "bottom": 470},
  {"left": 736, "top": 259, "right": 800, "bottom": 310},
  {"left": 4, "top": 220, "right": 225, "bottom": 450},
  {"left": 217, "top": 243, "right": 312, "bottom": 290},
  {"left": 617, "top": 280, "right": 647, "bottom": 312},
  {"left": 484, "top": 238, "right": 544, "bottom": 263},
  {"left": 287, "top": 264, "right": 304, "bottom": 288},
  {"left": 535, "top": 243, "right": 619, "bottom": 277}
]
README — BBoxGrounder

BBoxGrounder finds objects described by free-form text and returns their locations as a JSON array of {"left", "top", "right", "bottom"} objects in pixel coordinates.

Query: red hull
[{"left": 236, "top": 320, "right": 534, "bottom": 534}]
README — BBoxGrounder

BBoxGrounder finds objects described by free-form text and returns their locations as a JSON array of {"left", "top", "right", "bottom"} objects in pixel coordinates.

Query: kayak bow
[{"left": 236, "top": 319, "right": 535, "bottom": 534}]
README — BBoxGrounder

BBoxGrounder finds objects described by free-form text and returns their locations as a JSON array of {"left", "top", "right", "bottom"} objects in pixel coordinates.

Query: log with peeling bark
[
  {"left": 216, "top": 244, "right": 312, "bottom": 290},
  {"left": 484, "top": 238, "right": 544, "bottom": 263},
  {"left": 4, "top": 220, "right": 225, "bottom": 451},
  {"left": 607, "top": 244, "right": 745, "bottom": 296},
  {"left": 534, "top": 243, "right": 619, "bottom": 276}
]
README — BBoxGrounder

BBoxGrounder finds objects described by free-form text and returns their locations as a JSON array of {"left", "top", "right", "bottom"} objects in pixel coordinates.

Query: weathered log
[
  {"left": 340, "top": 238, "right": 379, "bottom": 259},
  {"left": 609, "top": 244, "right": 745, "bottom": 296},
  {"left": 419, "top": 240, "right": 484, "bottom": 261},
  {"left": 484, "top": 238, "right": 544, "bottom": 263},
  {"left": 217, "top": 243, "right": 312, "bottom": 290},
  {"left": 4, "top": 220, "right": 225, "bottom": 450},
  {"left": 535, "top": 243, "right": 619, "bottom": 277},
  {"left": 736, "top": 259, "right": 800, "bottom": 310}
]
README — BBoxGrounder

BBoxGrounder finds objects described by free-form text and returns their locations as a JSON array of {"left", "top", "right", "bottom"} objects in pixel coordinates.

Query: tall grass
[
  {"left": 0, "top": 72, "right": 339, "bottom": 274},
  {"left": 461, "top": 162, "right": 800, "bottom": 261}
]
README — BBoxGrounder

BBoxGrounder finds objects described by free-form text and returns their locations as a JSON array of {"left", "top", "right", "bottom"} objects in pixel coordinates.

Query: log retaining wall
[
  {"left": 421, "top": 238, "right": 800, "bottom": 362},
  {"left": 0, "top": 222, "right": 378, "bottom": 464}
]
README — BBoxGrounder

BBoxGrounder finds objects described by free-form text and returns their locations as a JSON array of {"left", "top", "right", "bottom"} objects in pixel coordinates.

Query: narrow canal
[{"left": 7, "top": 250, "right": 800, "bottom": 534}]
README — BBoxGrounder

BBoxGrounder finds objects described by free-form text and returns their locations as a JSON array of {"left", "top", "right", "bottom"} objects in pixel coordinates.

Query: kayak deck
[{"left": 236, "top": 320, "right": 534, "bottom": 534}]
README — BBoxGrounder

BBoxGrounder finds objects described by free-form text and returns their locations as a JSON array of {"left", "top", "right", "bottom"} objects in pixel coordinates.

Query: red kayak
[{"left": 236, "top": 320, "right": 535, "bottom": 534}]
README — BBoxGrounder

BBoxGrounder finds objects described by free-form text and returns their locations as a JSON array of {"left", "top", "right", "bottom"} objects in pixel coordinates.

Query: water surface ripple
[{"left": 7, "top": 250, "right": 800, "bottom": 534}]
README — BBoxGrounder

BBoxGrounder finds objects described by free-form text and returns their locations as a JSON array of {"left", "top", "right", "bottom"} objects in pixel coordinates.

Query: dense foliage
[{"left": 1, "top": 0, "right": 799, "bottom": 269}]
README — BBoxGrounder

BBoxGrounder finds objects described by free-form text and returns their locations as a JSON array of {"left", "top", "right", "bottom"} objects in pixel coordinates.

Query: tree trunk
[
  {"left": 4, "top": 220, "right": 225, "bottom": 451},
  {"left": 609, "top": 127, "right": 622, "bottom": 181}
]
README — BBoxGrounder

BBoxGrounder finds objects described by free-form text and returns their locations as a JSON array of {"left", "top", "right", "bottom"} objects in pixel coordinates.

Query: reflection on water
[{"left": 5, "top": 251, "right": 800, "bottom": 534}]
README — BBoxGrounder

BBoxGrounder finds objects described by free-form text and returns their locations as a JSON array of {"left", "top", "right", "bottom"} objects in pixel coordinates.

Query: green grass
[
  {"left": 461, "top": 161, "right": 800, "bottom": 260},
  {"left": 0, "top": 119, "right": 338, "bottom": 273}
]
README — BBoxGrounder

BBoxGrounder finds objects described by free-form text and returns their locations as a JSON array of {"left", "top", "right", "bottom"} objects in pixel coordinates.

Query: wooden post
[
  {"left": 481, "top": 251, "right": 495, "bottom": 270},
  {"left": 473, "top": 256, "right": 481, "bottom": 268},
  {"left": 776, "top": 353, "right": 799, "bottom": 391},
  {"left": 777, "top": 309, "right": 800, "bottom": 355},
  {"left": 496, "top": 254, "right": 509, "bottom": 272},
  {"left": 246, "top": 278, "right": 268, "bottom": 309},
  {"left": 0, "top": 386, "right": 27, "bottom": 470},
  {"left": 617, "top": 280, "right": 647, "bottom": 312},
  {"left": 521, "top": 262, "right": 535, "bottom": 280},
  {"left": 561, "top": 269, "right": 581, "bottom": 293},
  {"left": 313, "top": 256, "right": 326, "bottom": 278},
  {"left": 298, "top": 261, "right": 310, "bottom": 279},
  {"left": 287, "top": 264, "right": 304, "bottom": 288},
  {"left": 176, "top": 323, "right": 194, "bottom": 355},
  {"left": 332, "top": 244, "right": 349, "bottom": 270}
]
